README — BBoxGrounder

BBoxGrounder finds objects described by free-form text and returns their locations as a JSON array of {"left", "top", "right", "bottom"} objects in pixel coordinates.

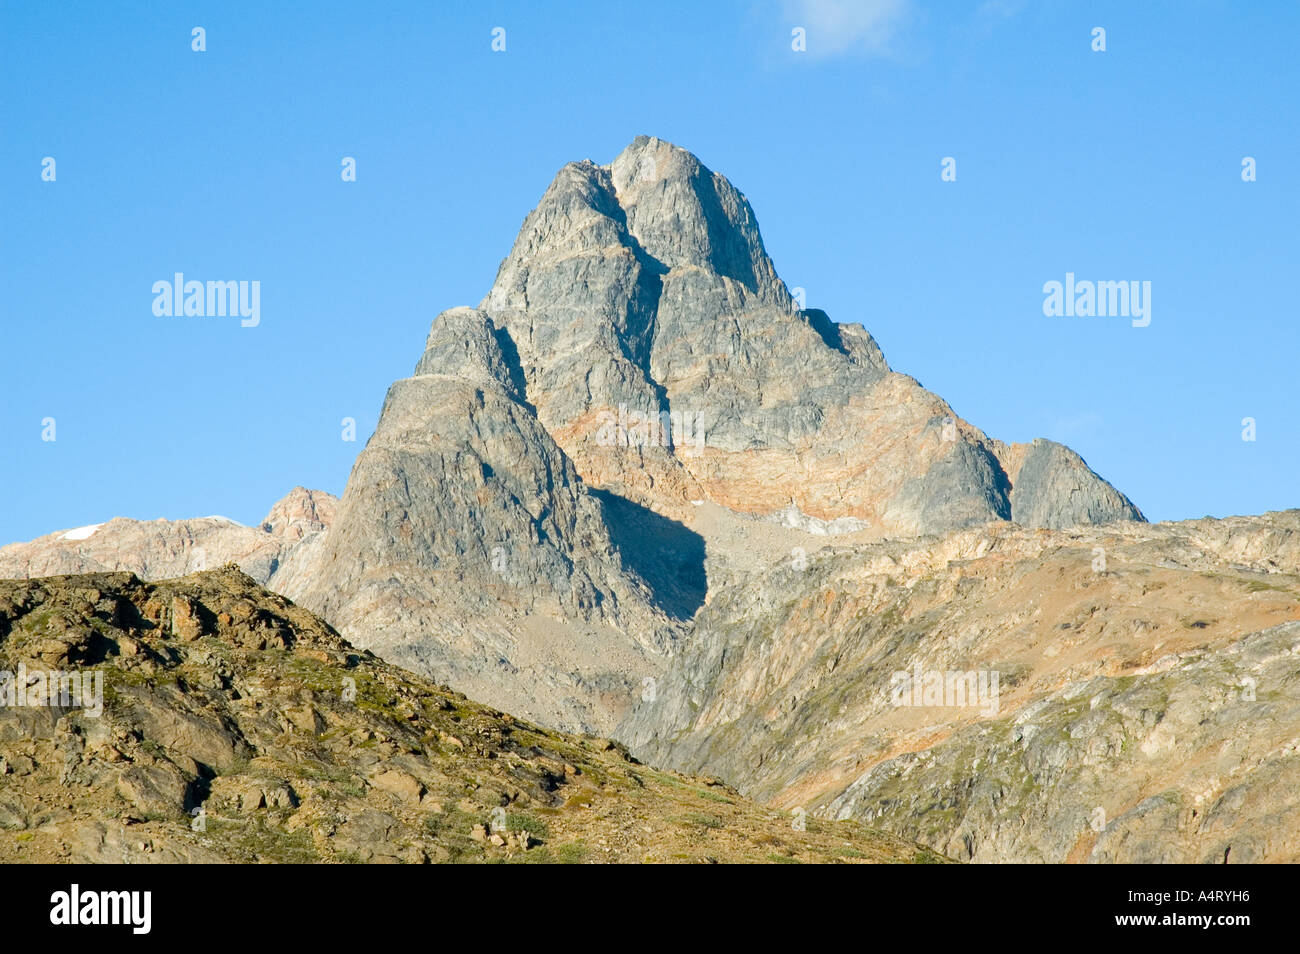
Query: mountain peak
[
  {"left": 174, "top": 140, "right": 1145, "bottom": 734},
  {"left": 261, "top": 486, "right": 339, "bottom": 541},
  {"left": 604, "top": 136, "right": 788, "bottom": 304},
  {"left": 482, "top": 137, "right": 791, "bottom": 322},
  {"left": 605, "top": 135, "right": 698, "bottom": 195}
]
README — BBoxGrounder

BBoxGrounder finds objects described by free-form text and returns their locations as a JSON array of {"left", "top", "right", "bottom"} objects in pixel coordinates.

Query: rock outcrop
[
  {"left": 0, "top": 567, "right": 942, "bottom": 864},
  {"left": 260, "top": 486, "right": 338, "bottom": 542}
]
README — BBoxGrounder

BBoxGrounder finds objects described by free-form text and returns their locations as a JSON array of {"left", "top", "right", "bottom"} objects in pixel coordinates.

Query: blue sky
[{"left": 2, "top": 0, "right": 1296, "bottom": 543}]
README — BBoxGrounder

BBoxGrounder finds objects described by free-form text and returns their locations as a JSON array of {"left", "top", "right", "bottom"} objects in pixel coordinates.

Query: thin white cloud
[{"left": 783, "top": 0, "right": 911, "bottom": 58}]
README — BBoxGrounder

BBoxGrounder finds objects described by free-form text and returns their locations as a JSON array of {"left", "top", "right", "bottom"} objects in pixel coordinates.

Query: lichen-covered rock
[{"left": 0, "top": 567, "right": 938, "bottom": 865}]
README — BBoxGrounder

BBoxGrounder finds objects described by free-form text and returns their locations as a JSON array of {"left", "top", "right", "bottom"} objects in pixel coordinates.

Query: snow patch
[
  {"left": 771, "top": 504, "right": 869, "bottom": 536},
  {"left": 60, "top": 524, "right": 102, "bottom": 541}
]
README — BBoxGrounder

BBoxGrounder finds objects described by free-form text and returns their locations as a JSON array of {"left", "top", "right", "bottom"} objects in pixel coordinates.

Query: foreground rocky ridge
[
  {"left": 619, "top": 511, "right": 1300, "bottom": 863},
  {"left": 0, "top": 567, "right": 943, "bottom": 864}
]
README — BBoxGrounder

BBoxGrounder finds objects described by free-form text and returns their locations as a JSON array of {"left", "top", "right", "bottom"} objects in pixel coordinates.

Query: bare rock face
[
  {"left": 0, "top": 488, "right": 338, "bottom": 585},
  {"left": 260, "top": 486, "right": 338, "bottom": 542},
  {"left": 617, "top": 510, "right": 1300, "bottom": 863},
  {"left": 271, "top": 307, "right": 683, "bottom": 736},
  {"left": 272, "top": 136, "right": 1142, "bottom": 735},
  {"left": 1002, "top": 439, "right": 1139, "bottom": 529},
  {"left": 477, "top": 135, "right": 1141, "bottom": 533}
]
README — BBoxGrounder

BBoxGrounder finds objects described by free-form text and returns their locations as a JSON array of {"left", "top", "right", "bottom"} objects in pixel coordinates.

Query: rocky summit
[
  {"left": 269, "top": 136, "right": 1141, "bottom": 735},
  {"left": 0, "top": 567, "right": 942, "bottom": 864}
]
